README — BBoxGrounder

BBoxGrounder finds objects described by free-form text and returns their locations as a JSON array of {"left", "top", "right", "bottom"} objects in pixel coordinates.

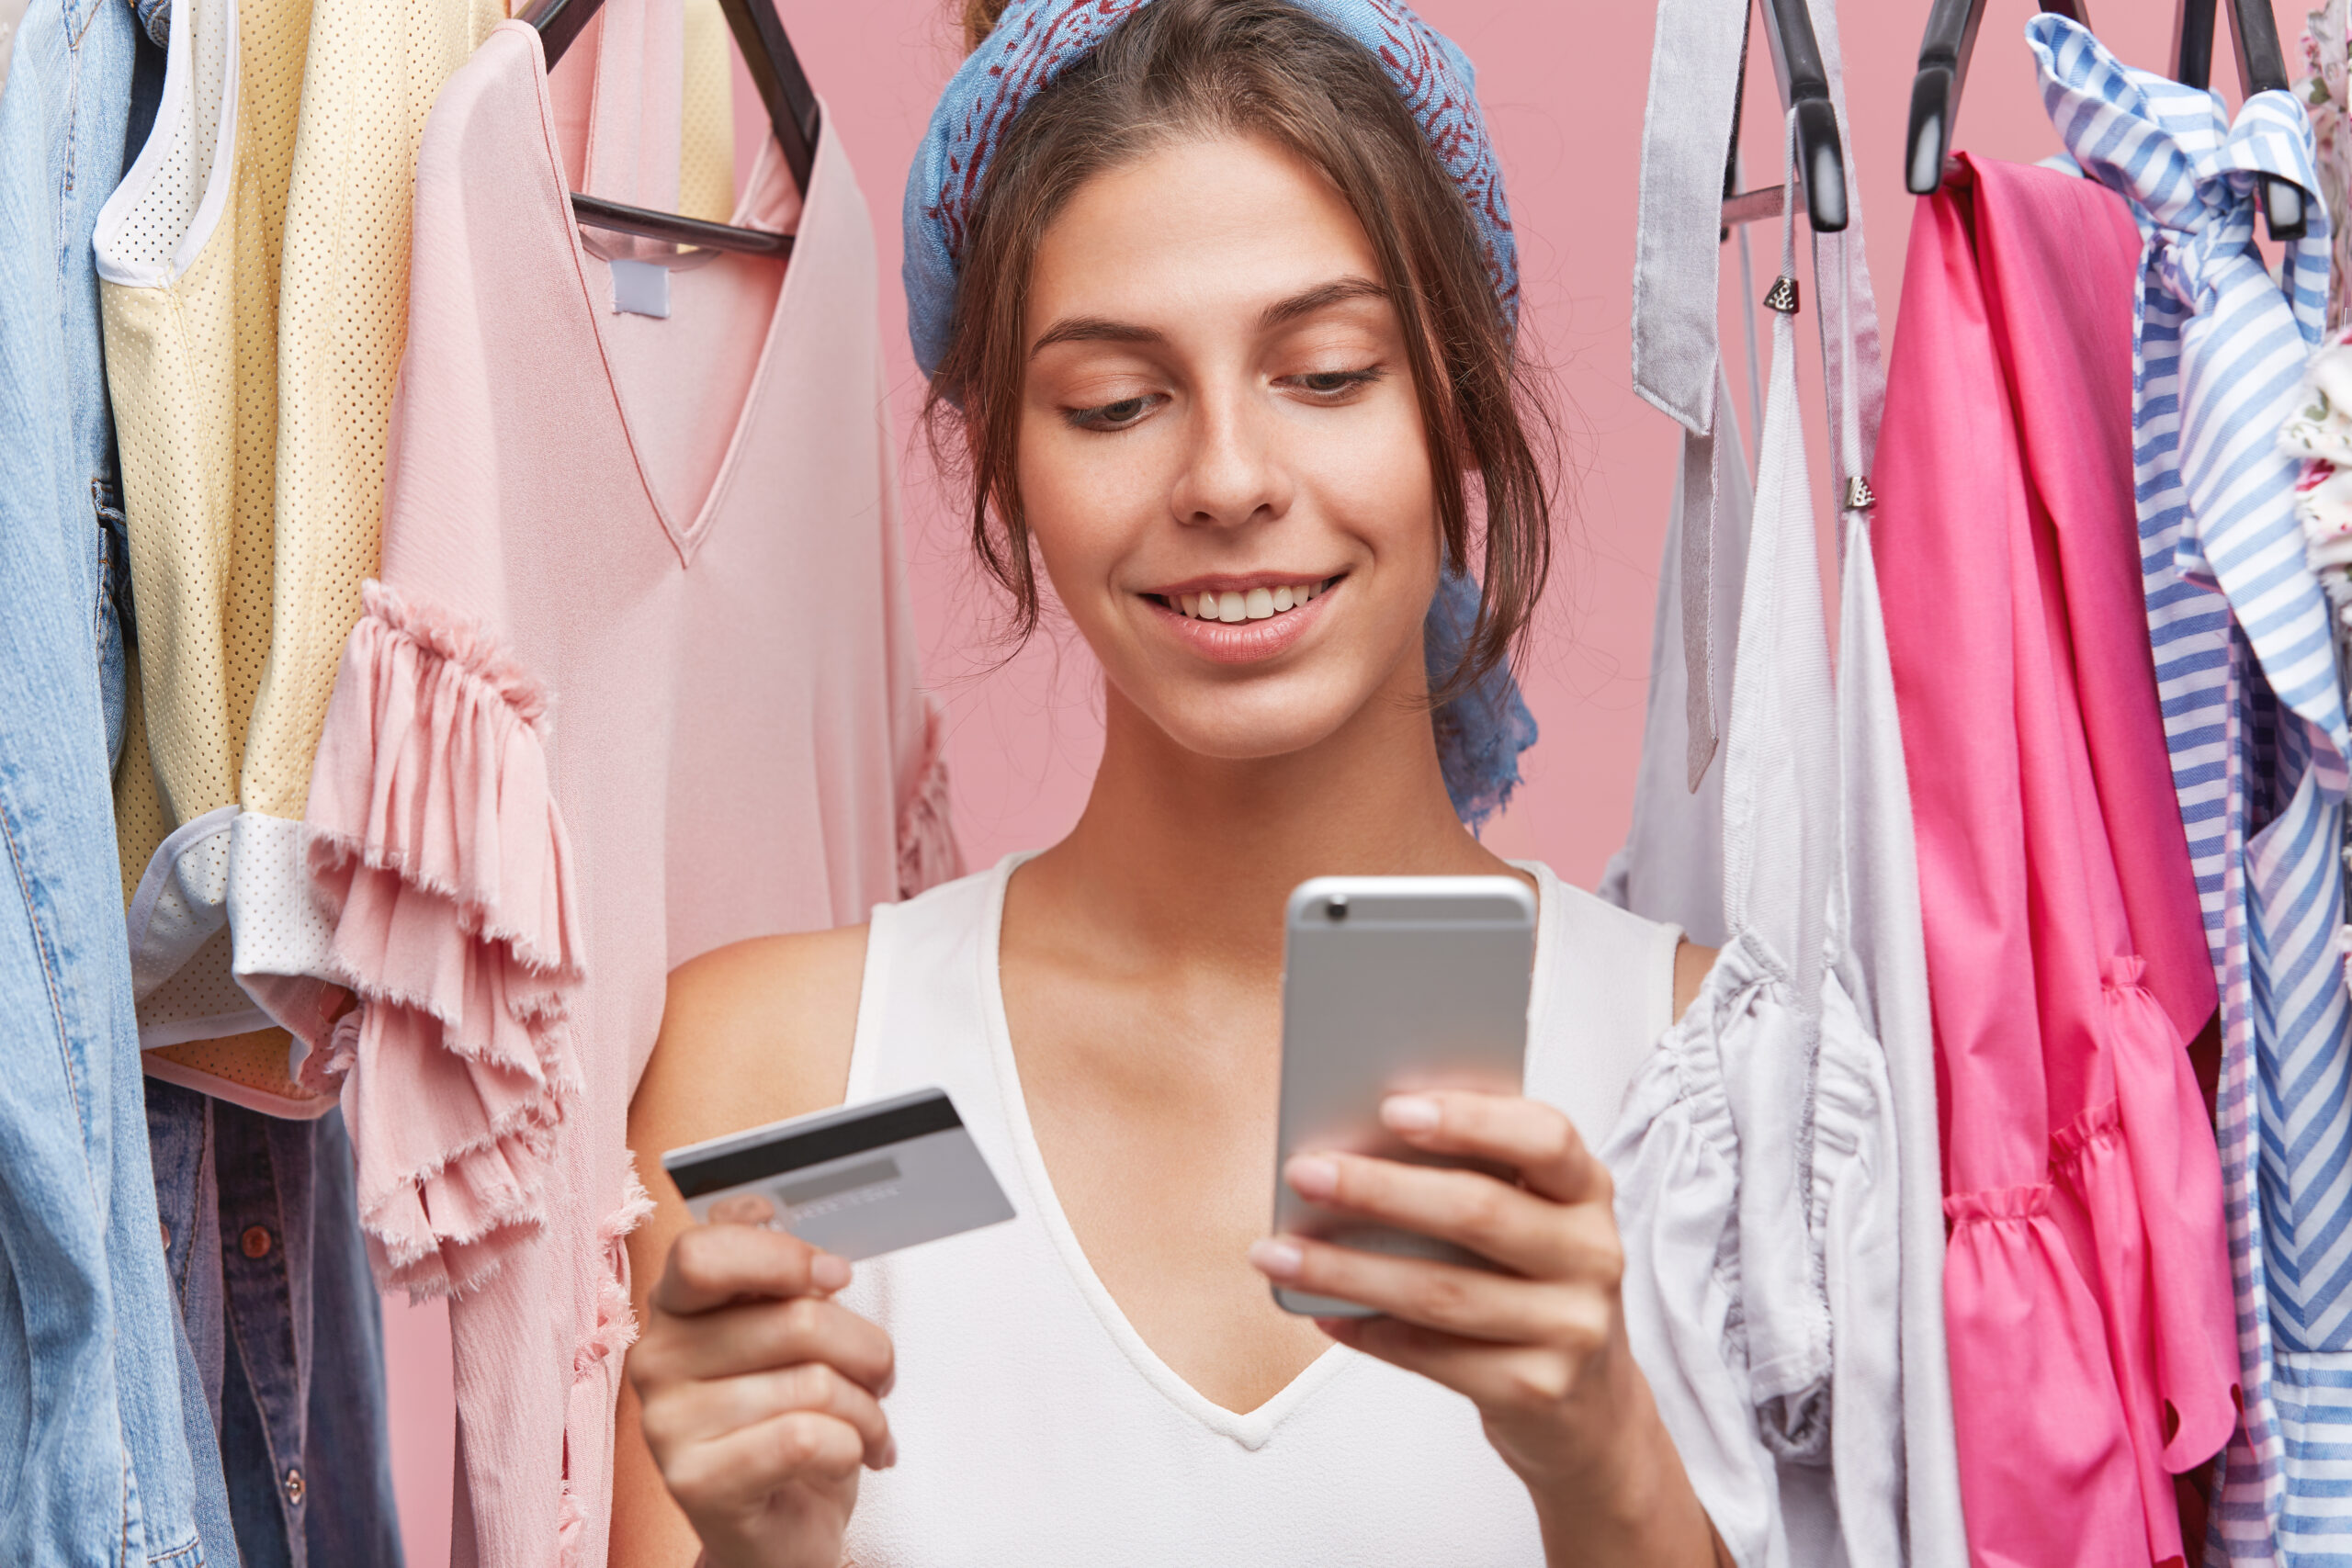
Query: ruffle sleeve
[
  {"left": 302, "top": 580, "right": 584, "bottom": 1298},
  {"left": 1605, "top": 939, "right": 1906, "bottom": 1567}
]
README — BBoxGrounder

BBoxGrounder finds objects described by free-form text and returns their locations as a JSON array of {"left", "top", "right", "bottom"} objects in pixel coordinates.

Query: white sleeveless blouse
[{"left": 837, "top": 855, "right": 1682, "bottom": 1566}]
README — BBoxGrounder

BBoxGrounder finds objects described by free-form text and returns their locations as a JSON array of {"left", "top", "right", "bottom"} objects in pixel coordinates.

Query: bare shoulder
[
  {"left": 1672, "top": 941, "right": 1717, "bottom": 1027},
  {"left": 631, "top": 925, "right": 870, "bottom": 1162}
]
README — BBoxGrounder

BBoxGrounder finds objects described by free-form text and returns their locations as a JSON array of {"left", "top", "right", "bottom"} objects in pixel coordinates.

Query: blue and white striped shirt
[{"left": 2030, "top": 16, "right": 2351, "bottom": 1563}]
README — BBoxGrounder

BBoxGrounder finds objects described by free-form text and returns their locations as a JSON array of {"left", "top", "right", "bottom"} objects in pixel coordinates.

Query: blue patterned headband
[{"left": 903, "top": 0, "right": 1537, "bottom": 828}]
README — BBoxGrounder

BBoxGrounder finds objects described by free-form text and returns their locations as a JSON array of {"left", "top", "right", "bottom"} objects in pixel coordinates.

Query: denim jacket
[{"left": 0, "top": 0, "right": 227, "bottom": 1559}]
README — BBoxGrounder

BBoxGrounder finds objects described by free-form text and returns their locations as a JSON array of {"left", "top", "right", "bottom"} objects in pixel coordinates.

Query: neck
[{"left": 1018, "top": 661, "right": 1516, "bottom": 976}]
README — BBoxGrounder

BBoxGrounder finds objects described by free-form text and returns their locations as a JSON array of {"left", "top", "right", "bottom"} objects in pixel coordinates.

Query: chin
[{"left": 1134, "top": 682, "right": 1366, "bottom": 766}]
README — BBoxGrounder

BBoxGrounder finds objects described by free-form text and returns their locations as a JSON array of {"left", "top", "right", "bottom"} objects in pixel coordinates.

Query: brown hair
[{"left": 930, "top": 0, "right": 1555, "bottom": 695}]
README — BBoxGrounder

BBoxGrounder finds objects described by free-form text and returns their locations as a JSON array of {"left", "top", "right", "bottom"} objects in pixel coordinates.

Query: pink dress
[
  {"left": 298, "top": 6, "right": 958, "bottom": 1562},
  {"left": 1875, "top": 155, "right": 2233, "bottom": 1566}
]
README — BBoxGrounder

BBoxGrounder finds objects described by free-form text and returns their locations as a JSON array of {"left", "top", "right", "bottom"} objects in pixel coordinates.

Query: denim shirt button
[
  {"left": 159, "top": 1222, "right": 171, "bottom": 1251},
  {"left": 241, "top": 1225, "right": 272, "bottom": 1259},
  {"left": 282, "top": 1467, "right": 304, "bottom": 1506}
]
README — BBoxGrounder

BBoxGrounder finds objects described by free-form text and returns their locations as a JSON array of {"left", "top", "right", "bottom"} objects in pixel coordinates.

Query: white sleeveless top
[{"left": 837, "top": 855, "right": 1682, "bottom": 1566}]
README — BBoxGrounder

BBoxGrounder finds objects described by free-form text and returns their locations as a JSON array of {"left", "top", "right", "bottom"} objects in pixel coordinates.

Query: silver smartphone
[{"left": 1270, "top": 875, "right": 1535, "bottom": 1316}]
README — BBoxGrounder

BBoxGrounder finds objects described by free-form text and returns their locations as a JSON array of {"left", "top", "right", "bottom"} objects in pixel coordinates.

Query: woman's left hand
[{"left": 1246, "top": 1089, "right": 1720, "bottom": 1567}]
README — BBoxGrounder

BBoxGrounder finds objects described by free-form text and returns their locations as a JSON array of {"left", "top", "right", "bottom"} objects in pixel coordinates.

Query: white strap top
[{"left": 836, "top": 855, "right": 1681, "bottom": 1565}]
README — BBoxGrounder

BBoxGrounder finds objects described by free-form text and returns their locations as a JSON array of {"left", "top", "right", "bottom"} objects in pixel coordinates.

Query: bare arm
[
  {"left": 612, "top": 925, "right": 868, "bottom": 1568},
  {"left": 1673, "top": 942, "right": 1716, "bottom": 1030}
]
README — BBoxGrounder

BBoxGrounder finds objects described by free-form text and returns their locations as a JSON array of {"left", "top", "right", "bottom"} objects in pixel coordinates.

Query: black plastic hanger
[
  {"left": 1760, "top": 0, "right": 1848, "bottom": 232},
  {"left": 2172, "top": 0, "right": 2307, "bottom": 240},
  {"left": 1718, "top": 0, "right": 1848, "bottom": 232},
  {"left": 1905, "top": 0, "right": 2090, "bottom": 197},
  {"left": 519, "top": 0, "right": 820, "bottom": 256}
]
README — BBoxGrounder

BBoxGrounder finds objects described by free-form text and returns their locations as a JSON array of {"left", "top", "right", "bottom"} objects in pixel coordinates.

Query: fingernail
[
  {"left": 879, "top": 1438, "right": 899, "bottom": 1470},
  {"left": 1285, "top": 1155, "right": 1339, "bottom": 1199},
  {"left": 1381, "top": 1095, "right": 1441, "bottom": 1132},
  {"left": 1249, "top": 1237, "right": 1304, "bottom": 1278},
  {"left": 810, "top": 1252, "right": 852, "bottom": 1291}
]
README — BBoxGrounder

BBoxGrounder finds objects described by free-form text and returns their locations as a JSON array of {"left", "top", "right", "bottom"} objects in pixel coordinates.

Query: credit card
[{"left": 661, "top": 1088, "right": 1014, "bottom": 1262}]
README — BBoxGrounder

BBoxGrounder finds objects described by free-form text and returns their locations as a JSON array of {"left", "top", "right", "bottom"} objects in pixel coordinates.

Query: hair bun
[{"left": 961, "top": 0, "right": 1012, "bottom": 51}]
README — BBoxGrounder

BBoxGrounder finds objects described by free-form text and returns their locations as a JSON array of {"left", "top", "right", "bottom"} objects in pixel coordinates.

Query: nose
[{"left": 1168, "top": 379, "right": 1295, "bottom": 533}]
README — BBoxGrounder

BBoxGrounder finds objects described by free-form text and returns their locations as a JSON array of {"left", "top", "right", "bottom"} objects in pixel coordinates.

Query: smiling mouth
[{"left": 1148, "top": 577, "right": 1339, "bottom": 624}]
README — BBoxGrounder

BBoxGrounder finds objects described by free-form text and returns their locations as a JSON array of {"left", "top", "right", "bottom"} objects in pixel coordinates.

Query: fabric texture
[
  {"left": 222, "top": 0, "right": 507, "bottom": 1053},
  {"left": 2295, "top": 0, "right": 2352, "bottom": 332},
  {"left": 2280, "top": 322, "right": 2352, "bottom": 594},
  {"left": 1618, "top": 0, "right": 1960, "bottom": 1554},
  {"left": 147, "top": 1082, "right": 403, "bottom": 1568},
  {"left": 1598, "top": 367, "right": 1750, "bottom": 948},
  {"left": 1875, "top": 150, "right": 2235, "bottom": 1568},
  {"left": 1810, "top": 129, "right": 1957, "bottom": 1568},
  {"left": 1600, "top": 111, "right": 1903, "bottom": 1568},
  {"left": 298, "top": 9, "right": 959, "bottom": 1561},
  {"left": 902, "top": 0, "right": 1534, "bottom": 828},
  {"left": 2026, "top": 18, "right": 2352, "bottom": 1562},
  {"left": 0, "top": 0, "right": 229, "bottom": 1558},
  {"left": 835, "top": 856, "right": 1678, "bottom": 1563},
  {"left": 93, "top": 0, "right": 328, "bottom": 1105}
]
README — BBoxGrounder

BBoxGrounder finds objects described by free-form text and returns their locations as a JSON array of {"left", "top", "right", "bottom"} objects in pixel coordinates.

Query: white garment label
[{"left": 610, "top": 257, "right": 670, "bottom": 318}]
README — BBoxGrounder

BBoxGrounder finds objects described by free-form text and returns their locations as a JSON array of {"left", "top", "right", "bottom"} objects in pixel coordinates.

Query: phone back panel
[{"left": 1272, "top": 876, "right": 1534, "bottom": 1314}]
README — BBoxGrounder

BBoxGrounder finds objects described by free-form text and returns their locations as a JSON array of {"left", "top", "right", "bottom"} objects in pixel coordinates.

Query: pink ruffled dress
[
  {"left": 1875, "top": 156, "right": 2233, "bottom": 1567},
  {"left": 298, "top": 5, "right": 958, "bottom": 1562}
]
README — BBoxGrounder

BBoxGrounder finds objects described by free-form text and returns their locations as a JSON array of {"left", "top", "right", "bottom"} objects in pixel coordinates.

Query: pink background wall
[{"left": 379, "top": 2, "right": 2290, "bottom": 1560}]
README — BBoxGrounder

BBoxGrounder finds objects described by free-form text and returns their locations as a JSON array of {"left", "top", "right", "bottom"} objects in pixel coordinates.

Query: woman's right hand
[{"left": 627, "top": 1213, "right": 897, "bottom": 1568}]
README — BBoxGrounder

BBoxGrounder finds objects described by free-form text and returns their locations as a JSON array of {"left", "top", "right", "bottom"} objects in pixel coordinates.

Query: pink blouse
[
  {"left": 299, "top": 8, "right": 957, "bottom": 1563},
  {"left": 1875, "top": 155, "right": 2232, "bottom": 1566}
]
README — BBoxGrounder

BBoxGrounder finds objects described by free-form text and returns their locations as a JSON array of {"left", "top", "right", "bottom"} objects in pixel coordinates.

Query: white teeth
[{"left": 1171, "top": 581, "right": 1326, "bottom": 623}]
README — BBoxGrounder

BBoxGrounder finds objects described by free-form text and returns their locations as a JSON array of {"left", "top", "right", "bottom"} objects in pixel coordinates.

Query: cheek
[
  {"left": 1306, "top": 397, "right": 1440, "bottom": 573},
  {"left": 1015, "top": 414, "right": 1161, "bottom": 605}
]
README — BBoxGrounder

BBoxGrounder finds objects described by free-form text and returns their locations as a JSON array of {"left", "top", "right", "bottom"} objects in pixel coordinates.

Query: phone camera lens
[{"left": 1326, "top": 896, "right": 1348, "bottom": 921}]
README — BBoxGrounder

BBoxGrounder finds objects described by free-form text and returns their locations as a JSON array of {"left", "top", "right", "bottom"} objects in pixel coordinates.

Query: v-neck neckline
[
  {"left": 972, "top": 854, "right": 1355, "bottom": 1450},
  {"left": 527, "top": 20, "right": 813, "bottom": 567},
  {"left": 967, "top": 856, "right": 1562, "bottom": 1449}
]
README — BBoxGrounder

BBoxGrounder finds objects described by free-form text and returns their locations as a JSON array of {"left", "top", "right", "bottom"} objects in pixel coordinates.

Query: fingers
[
  {"left": 653, "top": 1223, "right": 852, "bottom": 1316},
  {"left": 1375, "top": 1091, "right": 1610, "bottom": 1207},
  {"left": 1250, "top": 1233, "right": 1613, "bottom": 1347},
  {"left": 1280, "top": 1150, "right": 1622, "bottom": 1280},
  {"left": 707, "top": 1192, "right": 778, "bottom": 1226},
  {"left": 651, "top": 1292, "right": 897, "bottom": 1396},
  {"left": 659, "top": 1409, "right": 870, "bottom": 1519},
  {"left": 641, "top": 1358, "right": 896, "bottom": 1472},
  {"left": 1317, "top": 1315, "right": 1606, "bottom": 1417}
]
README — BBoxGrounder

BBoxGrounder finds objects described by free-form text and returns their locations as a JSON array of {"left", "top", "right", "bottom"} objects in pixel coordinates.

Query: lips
[{"left": 1143, "top": 575, "right": 1341, "bottom": 665}]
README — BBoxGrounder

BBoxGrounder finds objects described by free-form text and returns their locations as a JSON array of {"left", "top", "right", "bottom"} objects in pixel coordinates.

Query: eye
[
  {"left": 1065, "top": 393, "right": 1164, "bottom": 432},
  {"left": 1283, "top": 367, "right": 1385, "bottom": 400}
]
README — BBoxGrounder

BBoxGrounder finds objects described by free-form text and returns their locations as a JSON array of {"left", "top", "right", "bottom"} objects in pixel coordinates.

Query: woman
[{"left": 615, "top": 1, "right": 1724, "bottom": 1562}]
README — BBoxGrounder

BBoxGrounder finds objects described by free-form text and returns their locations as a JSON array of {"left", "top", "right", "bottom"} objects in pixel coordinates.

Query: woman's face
[{"left": 1018, "top": 132, "right": 1442, "bottom": 764}]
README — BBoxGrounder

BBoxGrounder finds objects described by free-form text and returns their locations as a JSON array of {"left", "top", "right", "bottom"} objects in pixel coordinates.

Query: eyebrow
[{"left": 1026, "top": 276, "right": 1391, "bottom": 359}]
